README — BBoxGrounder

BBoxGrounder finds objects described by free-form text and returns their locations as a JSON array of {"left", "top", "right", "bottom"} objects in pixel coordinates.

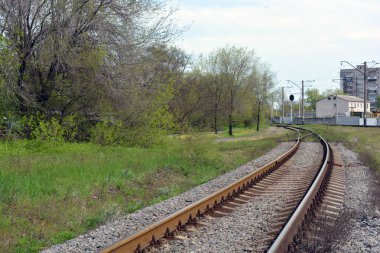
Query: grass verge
[
  {"left": 304, "top": 125, "right": 380, "bottom": 175},
  {"left": 0, "top": 128, "right": 291, "bottom": 253}
]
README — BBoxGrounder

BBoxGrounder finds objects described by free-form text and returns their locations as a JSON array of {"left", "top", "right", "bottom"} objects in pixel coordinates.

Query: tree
[
  {"left": 196, "top": 53, "right": 228, "bottom": 134},
  {"left": 0, "top": 0, "right": 181, "bottom": 118},
  {"left": 322, "top": 88, "right": 345, "bottom": 97},
  {"left": 376, "top": 95, "right": 380, "bottom": 111},
  {"left": 248, "top": 64, "right": 274, "bottom": 131},
  {"left": 216, "top": 46, "right": 255, "bottom": 135},
  {"left": 306, "top": 88, "right": 323, "bottom": 111}
]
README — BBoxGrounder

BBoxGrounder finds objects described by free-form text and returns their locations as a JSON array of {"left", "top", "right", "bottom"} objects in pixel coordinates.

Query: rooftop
[
  {"left": 317, "top": 95, "right": 365, "bottom": 103},
  {"left": 336, "top": 95, "right": 364, "bottom": 102}
]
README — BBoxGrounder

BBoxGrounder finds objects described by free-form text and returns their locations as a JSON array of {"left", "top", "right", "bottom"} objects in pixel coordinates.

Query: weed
[{"left": 294, "top": 210, "right": 354, "bottom": 253}]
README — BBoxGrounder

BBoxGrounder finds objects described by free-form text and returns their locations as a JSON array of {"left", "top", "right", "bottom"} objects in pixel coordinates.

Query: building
[
  {"left": 316, "top": 95, "right": 370, "bottom": 118},
  {"left": 340, "top": 65, "right": 380, "bottom": 112}
]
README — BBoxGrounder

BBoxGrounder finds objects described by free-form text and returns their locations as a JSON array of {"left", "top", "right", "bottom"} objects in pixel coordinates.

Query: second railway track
[{"left": 100, "top": 127, "right": 345, "bottom": 253}]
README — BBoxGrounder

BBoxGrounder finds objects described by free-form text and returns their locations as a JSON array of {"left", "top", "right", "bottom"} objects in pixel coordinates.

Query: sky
[{"left": 172, "top": 0, "right": 380, "bottom": 98}]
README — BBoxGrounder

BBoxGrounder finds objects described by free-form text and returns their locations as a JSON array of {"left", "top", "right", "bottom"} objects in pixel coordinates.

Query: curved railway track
[{"left": 100, "top": 127, "right": 345, "bottom": 253}]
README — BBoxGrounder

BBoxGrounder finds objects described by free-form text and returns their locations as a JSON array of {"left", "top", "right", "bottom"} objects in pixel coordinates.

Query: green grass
[
  {"left": 218, "top": 124, "right": 271, "bottom": 138},
  {"left": 304, "top": 125, "right": 380, "bottom": 174},
  {"left": 0, "top": 129, "right": 290, "bottom": 253}
]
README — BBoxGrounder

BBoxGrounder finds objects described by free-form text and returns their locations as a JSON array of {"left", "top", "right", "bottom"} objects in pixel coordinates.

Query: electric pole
[
  {"left": 281, "top": 87, "right": 284, "bottom": 124},
  {"left": 270, "top": 94, "right": 274, "bottom": 124},
  {"left": 301, "top": 80, "right": 304, "bottom": 125},
  {"left": 364, "top": 61, "right": 367, "bottom": 126}
]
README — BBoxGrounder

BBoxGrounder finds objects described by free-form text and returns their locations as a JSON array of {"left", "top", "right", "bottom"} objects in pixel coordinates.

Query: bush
[
  {"left": 90, "top": 119, "right": 162, "bottom": 147},
  {"left": 62, "top": 115, "right": 79, "bottom": 142},
  {"left": 90, "top": 119, "right": 124, "bottom": 146},
  {"left": 21, "top": 114, "right": 80, "bottom": 143},
  {"left": 31, "top": 117, "right": 64, "bottom": 143}
]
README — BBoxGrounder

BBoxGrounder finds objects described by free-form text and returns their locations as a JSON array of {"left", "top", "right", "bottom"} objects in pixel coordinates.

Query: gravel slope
[
  {"left": 332, "top": 143, "right": 380, "bottom": 253},
  {"left": 42, "top": 142, "right": 295, "bottom": 253}
]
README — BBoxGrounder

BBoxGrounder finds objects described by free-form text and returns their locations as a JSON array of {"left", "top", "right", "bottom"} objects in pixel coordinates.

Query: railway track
[{"left": 100, "top": 127, "right": 345, "bottom": 253}]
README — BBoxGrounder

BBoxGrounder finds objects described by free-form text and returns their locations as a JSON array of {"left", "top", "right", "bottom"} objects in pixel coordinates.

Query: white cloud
[{"left": 174, "top": 0, "right": 380, "bottom": 92}]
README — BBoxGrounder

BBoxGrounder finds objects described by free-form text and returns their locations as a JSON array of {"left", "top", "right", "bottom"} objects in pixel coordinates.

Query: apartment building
[{"left": 340, "top": 65, "right": 380, "bottom": 112}]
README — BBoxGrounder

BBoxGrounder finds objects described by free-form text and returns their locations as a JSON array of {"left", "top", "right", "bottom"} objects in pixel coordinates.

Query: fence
[{"left": 272, "top": 116, "right": 380, "bottom": 127}]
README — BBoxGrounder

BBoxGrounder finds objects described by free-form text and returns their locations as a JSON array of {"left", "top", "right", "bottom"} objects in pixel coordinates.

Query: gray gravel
[
  {"left": 332, "top": 143, "right": 380, "bottom": 253},
  {"left": 149, "top": 142, "right": 323, "bottom": 253},
  {"left": 42, "top": 142, "right": 295, "bottom": 253}
]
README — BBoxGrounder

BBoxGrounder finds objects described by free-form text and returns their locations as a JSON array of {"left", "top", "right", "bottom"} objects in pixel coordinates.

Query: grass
[
  {"left": 0, "top": 128, "right": 291, "bottom": 253},
  {"left": 304, "top": 125, "right": 380, "bottom": 174}
]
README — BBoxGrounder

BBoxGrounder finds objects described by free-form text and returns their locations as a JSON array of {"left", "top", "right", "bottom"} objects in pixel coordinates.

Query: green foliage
[
  {"left": 62, "top": 115, "right": 79, "bottom": 142},
  {"left": 306, "top": 88, "right": 324, "bottom": 111},
  {"left": 376, "top": 95, "right": 380, "bottom": 110},
  {"left": 90, "top": 119, "right": 163, "bottom": 147},
  {"left": 90, "top": 119, "right": 126, "bottom": 146},
  {"left": 31, "top": 118, "right": 64, "bottom": 143},
  {"left": 322, "top": 88, "right": 345, "bottom": 96},
  {"left": 17, "top": 114, "right": 81, "bottom": 143},
  {"left": 145, "top": 81, "right": 177, "bottom": 132}
]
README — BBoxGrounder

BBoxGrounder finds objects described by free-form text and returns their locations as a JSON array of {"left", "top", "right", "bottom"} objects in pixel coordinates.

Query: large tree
[
  {"left": 213, "top": 46, "right": 255, "bottom": 135},
  {"left": 0, "top": 0, "right": 180, "bottom": 118}
]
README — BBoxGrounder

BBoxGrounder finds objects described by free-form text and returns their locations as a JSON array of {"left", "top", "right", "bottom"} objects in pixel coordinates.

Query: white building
[{"left": 316, "top": 95, "right": 370, "bottom": 118}]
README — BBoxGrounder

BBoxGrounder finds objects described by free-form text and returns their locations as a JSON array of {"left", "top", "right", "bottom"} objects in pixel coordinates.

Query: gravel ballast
[
  {"left": 149, "top": 142, "right": 323, "bottom": 253},
  {"left": 332, "top": 143, "right": 380, "bottom": 253}
]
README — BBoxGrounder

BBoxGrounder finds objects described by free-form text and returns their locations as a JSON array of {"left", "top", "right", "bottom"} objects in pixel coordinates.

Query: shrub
[
  {"left": 31, "top": 117, "right": 64, "bottom": 143},
  {"left": 90, "top": 119, "right": 163, "bottom": 147},
  {"left": 90, "top": 119, "right": 126, "bottom": 146},
  {"left": 62, "top": 115, "right": 79, "bottom": 142}
]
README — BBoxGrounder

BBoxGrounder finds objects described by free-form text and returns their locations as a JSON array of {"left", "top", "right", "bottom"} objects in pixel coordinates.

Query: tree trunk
[
  {"left": 228, "top": 114, "right": 233, "bottom": 136},
  {"left": 214, "top": 104, "right": 218, "bottom": 134},
  {"left": 16, "top": 57, "right": 29, "bottom": 113},
  {"left": 229, "top": 90, "right": 234, "bottom": 136},
  {"left": 256, "top": 102, "right": 261, "bottom": 131}
]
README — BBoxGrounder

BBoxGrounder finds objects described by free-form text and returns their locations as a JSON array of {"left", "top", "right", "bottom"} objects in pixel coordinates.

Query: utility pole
[
  {"left": 363, "top": 61, "right": 367, "bottom": 126},
  {"left": 290, "top": 100, "right": 293, "bottom": 124},
  {"left": 270, "top": 95, "right": 274, "bottom": 124},
  {"left": 301, "top": 80, "right": 304, "bottom": 124},
  {"left": 281, "top": 87, "right": 284, "bottom": 124}
]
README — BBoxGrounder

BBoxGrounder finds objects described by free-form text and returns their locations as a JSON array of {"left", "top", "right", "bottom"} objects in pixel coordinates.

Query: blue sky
[{"left": 173, "top": 0, "right": 380, "bottom": 98}]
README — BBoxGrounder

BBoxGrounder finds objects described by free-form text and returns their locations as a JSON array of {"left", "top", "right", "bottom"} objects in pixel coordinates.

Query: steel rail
[
  {"left": 100, "top": 129, "right": 301, "bottom": 253},
  {"left": 267, "top": 128, "right": 332, "bottom": 253}
]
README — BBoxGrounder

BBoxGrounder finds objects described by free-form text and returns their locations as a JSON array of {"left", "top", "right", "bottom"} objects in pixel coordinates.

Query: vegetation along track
[{"left": 100, "top": 127, "right": 345, "bottom": 253}]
